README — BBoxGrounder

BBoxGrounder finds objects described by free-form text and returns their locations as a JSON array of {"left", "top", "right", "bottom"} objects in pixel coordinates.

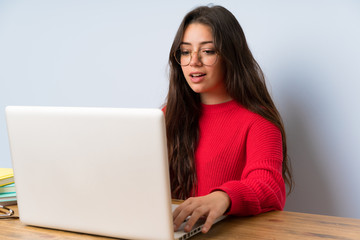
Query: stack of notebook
[{"left": 0, "top": 168, "right": 16, "bottom": 206}]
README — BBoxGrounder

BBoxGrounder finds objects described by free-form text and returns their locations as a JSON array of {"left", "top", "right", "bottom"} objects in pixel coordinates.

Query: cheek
[
  {"left": 181, "top": 68, "right": 191, "bottom": 83},
  {"left": 213, "top": 61, "right": 226, "bottom": 81},
  {"left": 181, "top": 67, "right": 189, "bottom": 77}
]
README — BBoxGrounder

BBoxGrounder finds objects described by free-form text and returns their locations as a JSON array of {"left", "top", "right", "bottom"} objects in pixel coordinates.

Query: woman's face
[{"left": 180, "top": 23, "right": 230, "bottom": 104}]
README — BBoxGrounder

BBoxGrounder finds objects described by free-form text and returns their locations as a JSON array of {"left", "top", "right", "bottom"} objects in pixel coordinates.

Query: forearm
[{"left": 212, "top": 173, "right": 285, "bottom": 216}]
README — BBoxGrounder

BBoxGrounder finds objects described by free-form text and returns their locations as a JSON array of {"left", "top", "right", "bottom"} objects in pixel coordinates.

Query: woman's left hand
[{"left": 172, "top": 191, "right": 231, "bottom": 234}]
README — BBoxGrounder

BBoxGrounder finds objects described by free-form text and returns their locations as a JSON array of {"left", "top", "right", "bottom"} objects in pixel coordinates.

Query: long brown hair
[{"left": 165, "top": 5, "right": 293, "bottom": 199}]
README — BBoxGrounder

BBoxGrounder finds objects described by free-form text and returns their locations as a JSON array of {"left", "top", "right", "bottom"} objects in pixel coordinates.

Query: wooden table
[{"left": 2, "top": 204, "right": 360, "bottom": 239}]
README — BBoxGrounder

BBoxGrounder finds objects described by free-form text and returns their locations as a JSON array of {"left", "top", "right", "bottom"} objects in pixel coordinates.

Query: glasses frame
[
  {"left": 0, "top": 205, "right": 17, "bottom": 219},
  {"left": 173, "top": 48, "right": 219, "bottom": 66}
]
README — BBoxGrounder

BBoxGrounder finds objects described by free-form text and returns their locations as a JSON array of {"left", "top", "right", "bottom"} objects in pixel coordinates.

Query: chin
[
  {"left": 191, "top": 89, "right": 204, "bottom": 94},
  {"left": 189, "top": 85, "right": 205, "bottom": 94}
]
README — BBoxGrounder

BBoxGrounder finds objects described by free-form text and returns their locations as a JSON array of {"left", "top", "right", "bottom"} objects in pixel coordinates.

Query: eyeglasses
[
  {"left": 0, "top": 205, "right": 18, "bottom": 219},
  {"left": 174, "top": 48, "right": 219, "bottom": 66}
]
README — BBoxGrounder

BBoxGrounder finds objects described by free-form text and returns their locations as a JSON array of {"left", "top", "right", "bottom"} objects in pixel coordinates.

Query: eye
[
  {"left": 180, "top": 49, "right": 191, "bottom": 56},
  {"left": 201, "top": 49, "right": 216, "bottom": 55}
]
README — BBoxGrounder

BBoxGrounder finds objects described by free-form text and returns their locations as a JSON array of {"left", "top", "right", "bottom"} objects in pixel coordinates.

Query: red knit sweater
[{"left": 196, "top": 100, "right": 285, "bottom": 216}]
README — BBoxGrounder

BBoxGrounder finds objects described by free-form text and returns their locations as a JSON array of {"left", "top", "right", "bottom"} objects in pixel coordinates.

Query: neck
[{"left": 200, "top": 92, "right": 232, "bottom": 105}]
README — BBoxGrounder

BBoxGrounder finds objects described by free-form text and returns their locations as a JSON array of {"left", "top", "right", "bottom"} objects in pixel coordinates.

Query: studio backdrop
[{"left": 1, "top": 0, "right": 360, "bottom": 219}]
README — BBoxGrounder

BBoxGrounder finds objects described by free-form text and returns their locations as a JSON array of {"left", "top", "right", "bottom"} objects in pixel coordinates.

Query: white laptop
[{"left": 6, "top": 106, "right": 225, "bottom": 240}]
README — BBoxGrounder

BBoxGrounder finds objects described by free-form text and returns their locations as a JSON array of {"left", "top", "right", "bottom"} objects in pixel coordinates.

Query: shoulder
[
  {"left": 232, "top": 104, "right": 276, "bottom": 126},
  {"left": 230, "top": 104, "right": 281, "bottom": 137}
]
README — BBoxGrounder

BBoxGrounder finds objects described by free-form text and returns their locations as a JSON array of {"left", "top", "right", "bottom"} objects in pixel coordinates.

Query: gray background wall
[{"left": 1, "top": 0, "right": 359, "bottom": 219}]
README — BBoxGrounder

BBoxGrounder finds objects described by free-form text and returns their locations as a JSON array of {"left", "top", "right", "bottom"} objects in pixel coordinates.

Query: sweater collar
[{"left": 201, "top": 99, "right": 241, "bottom": 114}]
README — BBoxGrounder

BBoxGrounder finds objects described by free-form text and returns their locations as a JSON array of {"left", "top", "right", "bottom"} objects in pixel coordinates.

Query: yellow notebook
[{"left": 0, "top": 168, "right": 14, "bottom": 187}]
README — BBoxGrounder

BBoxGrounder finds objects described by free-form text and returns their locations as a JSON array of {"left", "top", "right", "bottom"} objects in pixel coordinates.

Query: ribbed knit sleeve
[{"left": 195, "top": 100, "right": 286, "bottom": 216}]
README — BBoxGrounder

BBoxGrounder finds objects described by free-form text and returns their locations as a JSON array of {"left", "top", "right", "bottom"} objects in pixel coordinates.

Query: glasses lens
[
  {"left": 200, "top": 49, "right": 218, "bottom": 66},
  {"left": 175, "top": 49, "right": 190, "bottom": 66}
]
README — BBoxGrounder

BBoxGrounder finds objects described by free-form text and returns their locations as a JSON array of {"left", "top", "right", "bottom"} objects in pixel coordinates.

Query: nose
[{"left": 189, "top": 51, "right": 202, "bottom": 67}]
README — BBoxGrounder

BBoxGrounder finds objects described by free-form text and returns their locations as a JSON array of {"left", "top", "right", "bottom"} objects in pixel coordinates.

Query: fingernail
[
  {"left": 185, "top": 225, "right": 190, "bottom": 232},
  {"left": 202, "top": 226, "right": 208, "bottom": 233}
]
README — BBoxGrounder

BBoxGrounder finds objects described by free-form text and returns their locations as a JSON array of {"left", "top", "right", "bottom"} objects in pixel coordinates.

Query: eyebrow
[{"left": 180, "top": 41, "right": 214, "bottom": 46}]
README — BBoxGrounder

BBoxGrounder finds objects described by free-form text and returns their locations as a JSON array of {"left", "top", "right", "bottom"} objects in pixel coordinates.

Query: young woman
[{"left": 164, "top": 5, "right": 293, "bottom": 234}]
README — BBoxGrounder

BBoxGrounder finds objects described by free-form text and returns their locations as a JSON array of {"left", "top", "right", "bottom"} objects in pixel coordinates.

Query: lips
[
  {"left": 190, "top": 73, "right": 206, "bottom": 77},
  {"left": 189, "top": 72, "right": 206, "bottom": 83}
]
